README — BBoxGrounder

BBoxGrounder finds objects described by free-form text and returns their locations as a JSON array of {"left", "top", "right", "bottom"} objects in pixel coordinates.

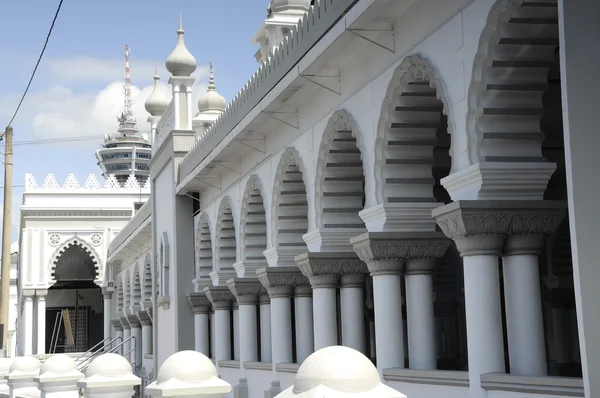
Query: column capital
[
  {"left": 22, "top": 289, "right": 35, "bottom": 298},
  {"left": 227, "top": 278, "right": 264, "bottom": 305},
  {"left": 203, "top": 285, "right": 234, "bottom": 310},
  {"left": 102, "top": 286, "right": 114, "bottom": 298},
  {"left": 256, "top": 266, "right": 307, "bottom": 298},
  {"left": 433, "top": 200, "right": 566, "bottom": 256},
  {"left": 351, "top": 231, "right": 451, "bottom": 274},
  {"left": 187, "top": 292, "right": 211, "bottom": 315},
  {"left": 295, "top": 252, "right": 367, "bottom": 288},
  {"left": 36, "top": 289, "right": 48, "bottom": 298},
  {"left": 111, "top": 319, "right": 124, "bottom": 332},
  {"left": 294, "top": 284, "right": 313, "bottom": 297},
  {"left": 127, "top": 314, "right": 141, "bottom": 328},
  {"left": 136, "top": 310, "right": 153, "bottom": 326},
  {"left": 340, "top": 273, "right": 367, "bottom": 287}
]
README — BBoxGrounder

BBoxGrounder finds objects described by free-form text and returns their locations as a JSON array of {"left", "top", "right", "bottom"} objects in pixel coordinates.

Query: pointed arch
[
  {"left": 195, "top": 212, "right": 213, "bottom": 278},
  {"left": 315, "top": 109, "right": 366, "bottom": 229},
  {"left": 143, "top": 253, "right": 152, "bottom": 302},
  {"left": 374, "top": 54, "right": 453, "bottom": 205},
  {"left": 467, "top": 0, "right": 559, "bottom": 166},
  {"left": 49, "top": 237, "right": 101, "bottom": 284},
  {"left": 215, "top": 197, "right": 237, "bottom": 271},
  {"left": 240, "top": 175, "right": 268, "bottom": 261},
  {"left": 271, "top": 147, "right": 309, "bottom": 249}
]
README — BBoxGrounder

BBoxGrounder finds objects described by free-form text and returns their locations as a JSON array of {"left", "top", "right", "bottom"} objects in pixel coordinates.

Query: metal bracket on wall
[
  {"left": 346, "top": 26, "right": 395, "bottom": 53},
  {"left": 300, "top": 68, "right": 341, "bottom": 95},
  {"left": 262, "top": 107, "right": 299, "bottom": 129}
]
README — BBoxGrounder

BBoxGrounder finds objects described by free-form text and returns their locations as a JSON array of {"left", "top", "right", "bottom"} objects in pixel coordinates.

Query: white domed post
[
  {"left": 0, "top": 358, "right": 13, "bottom": 394},
  {"left": 145, "top": 351, "right": 231, "bottom": 397},
  {"left": 34, "top": 354, "right": 84, "bottom": 398},
  {"left": 77, "top": 353, "right": 140, "bottom": 398},
  {"left": 145, "top": 61, "right": 170, "bottom": 146},
  {"left": 165, "top": 13, "right": 197, "bottom": 132},
  {"left": 277, "top": 346, "right": 406, "bottom": 398},
  {"left": 5, "top": 356, "right": 40, "bottom": 398}
]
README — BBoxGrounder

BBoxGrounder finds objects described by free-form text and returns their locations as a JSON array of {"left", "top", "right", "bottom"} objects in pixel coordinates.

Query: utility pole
[{"left": 0, "top": 126, "right": 13, "bottom": 350}]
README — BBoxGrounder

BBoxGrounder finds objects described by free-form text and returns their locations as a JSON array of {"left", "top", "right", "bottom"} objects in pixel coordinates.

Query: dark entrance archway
[{"left": 46, "top": 239, "right": 103, "bottom": 354}]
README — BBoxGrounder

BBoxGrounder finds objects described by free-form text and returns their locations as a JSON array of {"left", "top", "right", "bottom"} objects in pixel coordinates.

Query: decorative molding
[
  {"left": 227, "top": 278, "right": 264, "bottom": 305},
  {"left": 187, "top": 292, "right": 212, "bottom": 315},
  {"left": 22, "top": 289, "right": 35, "bottom": 297},
  {"left": 480, "top": 372, "right": 583, "bottom": 397},
  {"left": 203, "top": 286, "right": 234, "bottom": 310},
  {"left": 302, "top": 228, "right": 365, "bottom": 253},
  {"left": 49, "top": 237, "right": 101, "bottom": 284},
  {"left": 136, "top": 310, "right": 153, "bottom": 326},
  {"left": 383, "top": 368, "right": 469, "bottom": 388},
  {"left": 294, "top": 252, "right": 367, "bottom": 288},
  {"left": 90, "top": 233, "right": 103, "bottom": 246},
  {"left": 111, "top": 319, "right": 124, "bottom": 332},
  {"left": 256, "top": 266, "right": 308, "bottom": 298},
  {"left": 432, "top": 200, "right": 566, "bottom": 256},
  {"left": 48, "top": 233, "right": 61, "bottom": 246},
  {"left": 35, "top": 289, "right": 49, "bottom": 297},
  {"left": 25, "top": 173, "right": 150, "bottom": 192},
  {"left": 359, "top": 203, "right": 441, "bottom": 233}
]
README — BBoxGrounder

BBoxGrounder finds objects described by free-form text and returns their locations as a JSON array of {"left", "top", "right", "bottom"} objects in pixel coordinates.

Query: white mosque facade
[{"left": 14, "top": 0, "right": 600, "bottom": 398}]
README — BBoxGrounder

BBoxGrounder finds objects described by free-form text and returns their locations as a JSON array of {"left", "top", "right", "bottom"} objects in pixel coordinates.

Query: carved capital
[
  {"left": 295, "top": 252, "right": 367, "bottom": 288},
  {"left": 137, "top": 310, "right": 153, "bottom": 326},
  {"left": 102, "top": 287, "right": 114, "bottom": 299},
  {"left": 203, "top": 286, "right": 234, "bottom": 311},
  {"left": 433, "top": 200, "right": 566, "bottom": 256},
  {"left": 111, "top": 319, "right": 124, "bottom": 332},
  {"left": 351, "top": 232, "right": 451, "bottom": 274},
  {"left": 187, "top": 292, "right": 211, "bottom": 315},
  {"left": 340, "top": 273, "right": 366, "bottom": 287},
  {"left": 259, "top": 294, "right": 270, "bottom": 305},
  {"left": 36, "top": 289, "right": 48, "bottom": 298},
  {"left": 127, "top": 314, "right": 141, "bottom": 328},
  {"left": 227, "top": 278, "right": 263, "bottom": 305},
  {"left": 405, "top": 258, "right": 437, "bottom": 275},
  {"left": 256, "top": 267, "right": 308, "bottom": 298}
]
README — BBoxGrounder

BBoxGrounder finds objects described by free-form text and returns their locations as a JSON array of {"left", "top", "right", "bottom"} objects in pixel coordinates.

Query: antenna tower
[{"left": 123, "top": 44, "right": 133, "bottom": 119}]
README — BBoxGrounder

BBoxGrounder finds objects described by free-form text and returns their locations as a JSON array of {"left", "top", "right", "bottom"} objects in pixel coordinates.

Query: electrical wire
[
  {"left": 5, "top": 0, "right": 65, "bottom": 129},
  {"left": 0, "top": 134, "right": 105, "bottom": 147}
]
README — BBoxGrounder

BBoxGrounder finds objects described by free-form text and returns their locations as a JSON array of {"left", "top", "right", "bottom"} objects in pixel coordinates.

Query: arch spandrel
[{"left": 48, "top": 237, "right": 102, "bottom": 287}]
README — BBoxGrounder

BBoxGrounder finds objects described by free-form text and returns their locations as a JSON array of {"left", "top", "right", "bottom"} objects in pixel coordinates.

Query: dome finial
[
  {"left": 154, "top": 61, "right": 160, "bottom": 80},
  {"left": 145, "top": 61, "right": 170, "bottom": 116},
  {"left": 208, "top": 62, "right": 215, "bottom": 91},
  {"left": 165, "top": 13, "right": 197, "bottom": 77}
]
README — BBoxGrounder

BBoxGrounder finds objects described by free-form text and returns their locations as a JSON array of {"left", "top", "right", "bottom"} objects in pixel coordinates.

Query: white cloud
[{"left": 0, "top": 56, "right": 210, "bottom": 144}]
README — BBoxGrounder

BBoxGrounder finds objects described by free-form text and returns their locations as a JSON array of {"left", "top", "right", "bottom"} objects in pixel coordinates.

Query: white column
[
  {"left": 259, "top": 295, "right": 272, "bottom": 362},
  {"left": 233, "top": 304, "right": 240, "bottom": 361},
  {"left": 130, "top": 321, "right": 142, "bottom": 368},
  {"left": 111, "top": 320, "right": 124, "bottom": 354},
  {"left": 23, "top": 292, "right": 34, "bottom": 356},
  {"left": 186, "top": 86, "right": 193, "bottom": 129},
  {"left": 36, "top": 290, "right": 47, "bottom": 355},
  {"left": 193, "top": 312, "right": 210, "bottom": 355},
  {"left": 141, "top": 322, "right": 152, "bottom": 357},
  {"left": 270, "top": 293, "right": 293, "bottom": 364},
  {"left": 340, "top": 274, "right": 366, "bottom": 354},
  {"left": 210, "top": 311, "right": 215, "bottom": 359},
  {"left": 559, "top": 1, "right": 600, "bottom": 396},
  {"left": 311, "top": 277, "right": 338, "bottom": 350},
  {"left": 122, "top": 322, "right": 131, "bottom": 362},
  {"left": 172, "top": 85, "right": 180, "bottom": 130},
  {"left": 238, "top": 298, "right": 258, "bottom": 364},
  {"left": 294, "top": 286, "right": 314, "bottom": 363},
  {"left": 102, "top": 288, "right": 113, "bottom": 345},
  {"left": 214, "top": 305, "right": 232, "bottom": 361},
  {"left": 503, "top": 236, "right": 547, "bottom": 376},
  {"left": 369, "top": 260, "right": 405, "bottom": 372},
  {"left": 405, "top": 259, "right": 436, "bottom": 370}
]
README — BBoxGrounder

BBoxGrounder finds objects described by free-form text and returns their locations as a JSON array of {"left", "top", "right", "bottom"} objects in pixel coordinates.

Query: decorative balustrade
[
  {"left": 25, "top": 173, "right": 151, "bottom": 193},
  {"left": 177, "top": 0, "right": 356, "bottom": 183}
]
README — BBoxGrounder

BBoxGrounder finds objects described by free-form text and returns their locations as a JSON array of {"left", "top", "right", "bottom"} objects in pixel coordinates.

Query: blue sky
[{"left": 0, "top": 0, "right": 268, "bottom": 241}]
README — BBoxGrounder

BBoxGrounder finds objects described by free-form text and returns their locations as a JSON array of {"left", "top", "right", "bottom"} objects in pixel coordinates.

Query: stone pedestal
[
  {"left": 5, "top": 356, "right": 40, "bottom": 398},
  {"left": 34, "top": 354, "right": 83, "bottom": 398},
  {"left": 0, "top": 358, "right": 12, "bottom": 395},
  {"left": 77, "top": 353, "right": 140, "bottom": 398}
]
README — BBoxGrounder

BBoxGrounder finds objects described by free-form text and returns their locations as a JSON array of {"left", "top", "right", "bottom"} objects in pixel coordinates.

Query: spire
[
  {"left": 208, "top": 62, "right": 216, "bottom": 91},
  {"left": 145, "top": 61, "right": 170, "bottom": 117},
  {"left": 117, "top": 44, "right": 139, "bottom": 137},
  {"left": 197, "top": 62, "right": 226, "bottom": 114},
  {"left": 165, "top": 13, "right": 197, "bottom": 77}
]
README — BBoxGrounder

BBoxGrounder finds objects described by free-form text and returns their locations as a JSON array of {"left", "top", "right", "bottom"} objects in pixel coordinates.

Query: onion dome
[
  {"left": 145, "top": 62, "right": 170, "bottom": 116},
  {"left": 198, "top": 62, "right": 226, "bottom": 114},
  {"left": 165, "top": 13, "right": 197, "bottom": 77}
]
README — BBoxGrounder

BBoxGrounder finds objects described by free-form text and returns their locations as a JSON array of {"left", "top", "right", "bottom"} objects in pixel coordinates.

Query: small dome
[
  {"left": 293, "top": 346, "right": 380, "bottom": 394},
  {"left": 145, "top": 62, "right": 170, "bottom": 116},
  {"left": 40, "top": 354, "right": 76, "bottom": 375},
  {"left": 157, "top": 351, "right": 217, "bottom": 384},
  {"left": 198, "top": 63, "right": 226, "bottom": 114},
  {"left": 165, "top": 14, "right": 197, "bottom": 77},
  {"left": 0, "top": 358, "right": 12, "bottom": 374},
  {"left": 9, "top": 356, "right": 40, "bottom": 374},
  {"left": 270, "top": 0, "right": 312, "bottom": 14},
  {"left": 86, "top": 353, "right": 132, "bottom": 378}
]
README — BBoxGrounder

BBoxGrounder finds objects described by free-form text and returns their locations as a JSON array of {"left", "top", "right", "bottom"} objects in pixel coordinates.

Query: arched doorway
[{"left": 46, "top": 239, "right": 103, "bottom": 353}]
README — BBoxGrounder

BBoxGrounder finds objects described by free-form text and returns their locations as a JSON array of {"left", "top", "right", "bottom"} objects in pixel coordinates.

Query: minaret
[
  {"left": 95, "top": 45, "right": 152, "bottom": 187},
  {"left": 165, "top": 13, "right": 197, "bottom": 132},
  {"left": 145, "top": 62, "right": 170, "bottom": 145},
  {"left": 193, "top": 62, "right": 226, "bottom": 140}
]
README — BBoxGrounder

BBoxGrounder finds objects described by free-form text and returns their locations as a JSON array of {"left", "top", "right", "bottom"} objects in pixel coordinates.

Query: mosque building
[{"left": 14, "top": 0, "right": 600, "bottom": 398}]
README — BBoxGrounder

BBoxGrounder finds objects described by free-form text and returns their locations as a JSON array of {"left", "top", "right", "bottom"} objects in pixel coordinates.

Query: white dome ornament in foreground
[
  {"left": 279, "top": 346, "right": 407, "bottom": 398},
  {"left": 145, "top": 62, "right": 170, "bottom": 116},
  {"left": 198, "top": 62, "right": 226, "bottom": 114},
  {"left": 145, "top": 350, "right": 232, "bottom": 397},
  {"left": 165, "top": 13, "right": 197, "bottom": 77}
]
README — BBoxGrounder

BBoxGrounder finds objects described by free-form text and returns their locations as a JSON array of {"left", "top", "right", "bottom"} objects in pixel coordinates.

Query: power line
[
  {"left": 0, "top": 134, "right": 105, "bottom": 147},
  {"left": 6, "top": 0, "right": 65, "bottom": 128}
]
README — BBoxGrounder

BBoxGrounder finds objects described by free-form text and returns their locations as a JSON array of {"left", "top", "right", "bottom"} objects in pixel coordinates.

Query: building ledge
[
  {"left": 481, "top": 373, "right": 584, "bottom": 397},
  {"left": 219, "top": 360, "right": 240, "bottom": 369},
  {"left": 276, "top": 363, "right": 300, "bottom": 374},
  {"left": 244, "top": 361, "right": 273, "bottom": 371},
  {"left": 383, "top": 368, "right": 469, "bottom": 388}
]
